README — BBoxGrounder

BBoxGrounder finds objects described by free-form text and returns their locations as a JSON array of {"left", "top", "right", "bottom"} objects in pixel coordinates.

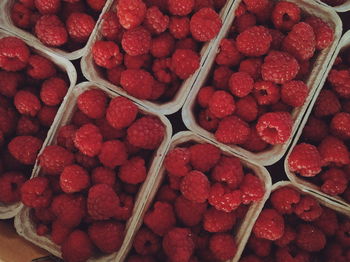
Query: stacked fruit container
[{"left": 0, "top": 0, "right": 349, "bottom": 261}]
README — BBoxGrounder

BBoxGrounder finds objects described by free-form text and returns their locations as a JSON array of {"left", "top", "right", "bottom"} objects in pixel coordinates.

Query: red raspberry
[
  {"left": 0, "top": 172, "right": 25, "bottom": 203},
  {"left": 37, "top": 105, "right": 58, "bottom": 127},
  {"left": 175, "top": 37, "right": 198, "bottom": 51},
  {"left": 175, "top": 195, "right": 207, "bottom": 227},
  {"left": 281, "top": 80, "right": 308, "bottom": 107},
  {"left": 163, "top": 228, "right": 195, "bottom": 262},
  {"left": 144, "top": 6, "right": 169, "bottom": 34},
  {"left": 98, "top": 140, "right": 127, "bottom": 169},
  {"left": 117, "top": 0, "right": 146, "bottom": 30},
  {"left": 211, "top": 156, "right": 244, "bottom": 189},
  {"left": 302, "top": 116, "right": 328, "bottom": 142},
  {"left": 256, "top": 112, "right": 292, "bottom": 145},
  {"left": 27, "top": 55, "right": 56, "bottom": 80},
  {"left": 288, "top": 143, "right": 322, "bottom": 177},
  {"left": 240, "top": 173, "right": 264, "bottom": 204},
  {"left": 318, "top": 136, "right": 350, "bottom": 166},
  {"left": 0, "top": 37, "right": 30, "bottom": 72},
  {"left": 91, "top": 166, "right": 115, "bottom": 186},
  {"left": 152, "top": 58, "right": 175, "bottom": 84},
  {"left": 213, "top": 65, "right": 232, "bottom": 89},
  {"left": 34, "top": 0, "right": 60, "bottom": 14},
  {"left": 35, "top": 15, "right": 68, "bottom": 46},
  {"left": 150, "top": 33, "right": 175, "bottom": 58},
  {"left": 61, "top": 230, "right": 94, "bottom": 262},
  {"left": 39, "top": 145, "right": 74, "bottom": 175},
  {"left": 120, "top": 69, "right": 154, "bottom": 99},
  {"left": 92, "top": 40, "right": 123, "bottom": 69},
  {"left": 168, "top": 0, "right": 194, "bottom": 15},
  {"left": 88, "top": 221, "right": 124, "bottom": 254},
  {"left": 296, "top": 224, "right": 326, "bottom": 252},
  {"left": 74, "top": 124, "right": 102, "bottom": 157},
  {"left": 127, "top": 116, "right": 164, "bottom": 149},
  {"left": 208, "top": 90, "right": 235, "bottom": 119},
  {"left": 77, "top": 89, "right": 108, "bottom": 119},
  {"left": 156, "top": 185, "right": 178, "bottom": 203},
  {"left": 8, "top": 135, "right": 42, "bottom": 165},
  {"left": 236, "top": 26, "right": 272, "bottom": 57},
  {"left": 203, "top": 207, "right": 236, "bottom": 232},
  {"left": 305, "top": 16, "right": 334, "bottom": 50},
  {"left": 234, "top": 13, "right": 256, "bottom": 33},
  {"left": 271, "top": 187, "right": 300, "bottom": 214},
  {"left": 215, "top": 39, "right": 242, "bottom": 67},
  {"left": 72, "top": 111, "right": 92, "bottom": 127},
  {"left": 210, "top": 233, "right": 236, "bottom": 261},
  {"left": 101, "top": 11, "right": 121, "bottom": 41},
  {"left": 321, "top": 168, "right": 347, "bottom": 196},
  {"left": 197, "top": 86, "right": 215, "bottom": 108},
  {"left": 180, "top": 170, "right": 210, "bottom": 203},
  {"left": 40, "top": 77, "right": 68, "bottom": 106},
  {"left": 253, "top": 80, "right": 280, "bottom": 106},
  {"left": 282, "top": 22, "right": 316, "bottom": 61},
  {"left": 169, "top": 16, "right": 190, "bottom": 39},
  {"left": 144, "top": 201, "right": 176, "bottom": 236},
  {"left": 165, "top": 147, "right": 191, "bottom": 177},
  {"left": 248, "top": 234, "right": 272, "bottom": 257},
  {"left": 14, "top": 90, "right": 41, "bottom": 117},
  {"left": 106, "top": 97, "right": 137, "bottom": 130},
  {"left": 336, "top": 221, "right": 350, "bottom": 247},
  {"left": 133, "top": 227, "right": 160, "bottom": 256},
  {"left": 189, "top": 143, "right": 221, "bottom": 172},
  {"left": 122, "top": 26, "right": 151, "bottom": 56},
  {"left": 57, "top": 126, "right": 77, "bottom": 151},
  {"left": 171, "top": 49, "right": 200, "bottom": 80},
  {"left": 242, "top": 126, "right": 268, "bottom": 152},
  {"left": 275, "top": 225, "right": 296, "bottom": 247},
  {"left": 243, "top": 0, "right": 269, "bottom": 14},
  {"left": 208, "top": 183, "right": 242, "bottom": 212},
  {"left": 315, "top": 89, "right": 341, "bottom": 118},
  {"left": 269, "top": 29, "right": 285, "bottom": 50},
  {"left": 328, "top": 69, "right": 350, "bottom": 98},
  {"left": 86, "top": 0, "right": 106, "bottom": 11},
  {"left": 198, "top": 109, "right": 219, "bottom": 131},
  {"left": 87, "top": 184, "right": 119, "bottom": 220},
  {"left": 294, "top": 196, "right": 323, "bottom": 221},
  {"left": 95, "top": 117, "right": 125, "bottom": 140},
  {"left": 239, "top": 58, "right": 262, "bottom": 81},
  {"left": 331, "top": 112, "right": 350, "bottom": 140},
  {"left": 118, "top": 157, "right": 146, "bottom": 184},
  {"left": 261, "top": 51, "right": 300, "bottom": 84},
  {"left": 190, "top": 8, "right": 222, "bottom": 42},
  {"left": 229, "top": 72, "right": 254, "bottom": 98},
  {"left": 0, "top": 71, "right": 22, "bottom": 97},
  {"left": 0, "top": 106, "right": 17, "bottom": 136},
  {"left": 272, "top": 1, "right": 300, "bottom": 31},
  {"left": 16, "top": 116, "right": 39, "bottom": 136},
  {"left": 253, "top": 209, "right": 285, "bottom": 241},
  {"left": 60, "top": 164, "right": 90, "bottom": 193},
  {"left": 314, "top": 207, "right": 339, "bottom": 236},
  {"left": 66, "top": 13, "right": 95, "bottom": 43},
  {"left": 21, "top": 177, "right": 52, "bottom": 208},
  {"left": 215, "top": 116, "right": 250, "bottom": 144},
  {"left": 11, "top": 3, "right": 32, "bottom": 29},
  {"left": 107, "top": 66, "right": 125, "bottom": 86}
]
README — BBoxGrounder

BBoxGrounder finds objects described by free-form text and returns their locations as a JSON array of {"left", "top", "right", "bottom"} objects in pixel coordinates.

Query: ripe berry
[
  {"left": 120, "top": 69, "right": 154, "bottom": 100},
  {"left": 61, "top": 230, "right": 94, "bottom": 262},
  {"left": 122, "top": 26, "right": 151, "bottom": 56},
  {"left": 0, "top": 37, "right": 30, "bottom": 72},
  {"left": 8, "top": 135, "right": 43, "bottom": 165},
  {"left": 189, "top": 143, "right": 221, "bottom": 172},
  {"left": 74, "top": 124, "right": 103, "bottom": 157},
  {"left": 117, "top": 0, "right": 146, "bottom": 30},
  {"left": 39, "top": 145, "right": 75, "bottom": 175},
  {"left": 164, "top": 147, "right": 191, "bottom": 177},
  {"left": 171, "top": 49, "right": 200, "bottom": 80},
  {"left": 272, "top": 1, "right": 301, "bottom": 31},
  {"left": 215, "top": 116, "right": 250, "bottom": 144},
  {"left": 60, "top": 164, "right": 90, "bottom": 193},
  {"left": 180, "top": 170, "right": 210, "bottom": 203},
  {"left": 215, "top": 39, "right": 242, "bottom": 67},
  {"left": 168, "top": 0, "right": 194, "bottom": 16},
  {"left": 305, "top": 16, "right": 334, "bottom": 50},
  {"left": 20, "top": 177, "right": 52, "bottom": 208},
  {"left": 169, "top": 16, "right": 190, "bottom": 39},
  {"left": 253, "top": 208, "right": 285, "bottom": 241},
  {"left": 208, "top": 90, "right": 235, "bottom": 119},
  {"left": 236, "top": 26, "right": 272, "bottom": 57},
  {"left": 40, "top": 77, "right": 68, "bottom": 106},
  {"left": 66, "top": 12, "right": 95, "bottom": 43},
  {"left": 92, "top": 41, "right": 123, "bottom": 69},
  {"left": 144, "top": 6, "right": 169, "bottom": 34},
  {"left": 281, "top": 80, "right": 308, "bottom": 107},
  {"left": 0, "top": 172, "right": 26, "bottom": 204},
  {"left": 229, "top": 72, "right": 254, "bottom": 98},
  {"left": 35, "top": 15, "right": 68, "bottom": 47},
  {"left": 144, "top": 201, "right": 176, "bottom": 236},
  {"left": 118, "top": 157, "right": 147, "bottom": 184},
  {"left": 271, "top": 187, "right": 300, "bottom": 214},
  {"left": 190, "top": 8, "right": 222, "bottom": 42}
]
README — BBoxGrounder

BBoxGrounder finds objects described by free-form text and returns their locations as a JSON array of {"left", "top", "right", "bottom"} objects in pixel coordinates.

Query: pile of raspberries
[
  {"left": 18, "top": 88, "right": 166, "bottom": 261},
  {"left": 0, "top": 36, "right": 69, "bottom": 205},
  {"left": 10, "top": 0, "right": 107, "bottom": 49},
  {"left": 288, "top": 50, "right": 350, "bottom": 203},
  {"left": 194, "top": 0, "right": 334, "bottom": 150},
  {"left": 91, "top": 0, "right": 225, "bottom": 102},
  {"left": 125, "top": 142, "right": 265, "bottom": 262},
  {"left": 239, "top": 185, "right": 350, "bottom": 262}
]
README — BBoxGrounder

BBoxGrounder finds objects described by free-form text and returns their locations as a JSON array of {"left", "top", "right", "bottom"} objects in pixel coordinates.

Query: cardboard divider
[
  {"left": 315, "top": 0, "right": 350, "bottom": 13},
  {"left": 113, "top": 131, "right": 272, "bottom": 262},
  {"left": 80, "top": 0, "right": 235, "bottom": 115},
  {"left": 14, "top": 81, "right": 173, "bottom": 261},
  {"left": 181, "top": 0, "right": 343, "bottom": 166},
  {"left": 0, "top": 0, "right": 112, "bottom": 60},
  {"left": 0, "top": 28, "right": 77, "bottom": 219}
]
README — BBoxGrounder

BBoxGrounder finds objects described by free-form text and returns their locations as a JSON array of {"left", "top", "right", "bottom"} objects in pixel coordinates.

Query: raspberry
[
  {"left": 197, "top": 86, "right": 215, "bottom": 108},
  {"left": 211, "top": 156, "right": 244, "bottom": 189},
  {"left": 98, "top": 140, "right": 127, "bottom": 169},
  {"left": 91, "top": 166, "right": 115, "bottom": 186},
  {"left": 40, "top": 77, "right": 68, "bottom": 106},
  {"left": 57, "top": 127, "right": 78, "bottom": 150},
  {"left": 198, "top": 109, "right": 219, "bottom": 131},
  {"left": 248, "top": 234, "right": 272, "bottom": 257},
  {"left": 175, "top": 195, "right": 207, "bottom": 227},
  {"left": 256, "top": 112, "right": 292, "bottom": 145},
  {"left": 190, "top": 8, "right": 222, "bottom": 42},
  {"left": 144, "top": 6, "right": 169, "bottom": 34},
  {"left": 51, "top": 221, "right": 71, "bottom": 244},
  {"left": 321, "top": 168, "right": 347, "bottom": 196},
  {"left": 0, "top": 71, "right": 22, "bottom": 97},
  {"left": 34, "top": 0, "right": 60, "bottom": 14},
  {"left": 302, "top": 116, "right": 328, "bottom": 142},
  {"left": 261, "top": 51, "right": 300, "bottom": 84},
  {"left": 150, "top": 33, "right": 175, "bottom": 59},
  {"left": 180, "top": 170, "right": 210, "bottom": 203},
  {"left": 11, "top": 3, "right": 32, "bottom": 29},
  {"left": 314, "top": 207, "right": 339, "bottom": 236},
  {"left": 269, "top": 29, "right": 285, "bottom": 50},
  {"left": 133, "top": 227, "right": 160, "bottom": 256},
  {"left": 114, "top": 193, "right": 134, "bottom": 221},
  {"left": 60, "top": 164, "right": 90, "bottom": 193},
  {"left": 120, "top": 69, "right": 154, "bottom": 99},
  {"left": 171, "top": 49, "right": 200, "bottom": 80},
  {"left": 61, "top": 230, "right": 94, "bottom": 262},
  {"left": 318, "top": 136, "right": 350, "bottom": 166},
  {"left": 0, "top": 172, "right": 25, "bottom": 203},
  {"left": 229, "top": 72, "right": 254, "bottom": 98},
  {"left": 240, "top": 173, "right": 264, "bottom": 204},
  {"left": 236, "top": 26, "right": 272, "bottom": 57},
  {"left": 117, "top": 0, "right": 146, "bottom": 30},
  {"left": 76, "top": 89, "right": 107, "bottom": 120},
  {"left": 95, "top": 117, "right": 126, "bottom": 140},
  {"left": 253, "top": 209, "right": 285, "bottom": 241},
  {"left": 16, "top": 116, "right": 39, "bottom": 136},
  {"left": 169, "top": 17, "right": 190, "bottom": 39},
  {"left": 275, "top": 225, "right": 296, "bottom": 248},
  {"left": 39, "top": 145, "right": 74, "bottom": 175},
  {"left": 88, "top": 221, "right": 124, "bottom": 254},
  {"left": 272, "top": 1, "right": 300, "bottom": 31},
  {"left": 122, "top": 26, "right": 151, "bottom": 56},
  {"left": 242, "top": 126, "right": 268, "bottom": 152},
  {"left": 294, "top": 196, "right": 323, "bottom": 221},
  {"left": 239, "top": 58, "right": 263, "bottom": 81},
  {"left": 212, "top": 65, "right": 231, "bottom": 89},
  {"left": 271, "top": 187, "right": 300, "bottom": 214},
  {"left": 74, "top": 124, "right": 102, "bottom": 157},
  {"left": 106, "top": 96, "right": 138, "bottom": 130},
  {"left": 282, "top": 22, "right": 316, "bottom": 61},
  {"left": 144, "top": 201, "right": 176, "bottom": 236},
  {"left": 101, "top": 11, "right": 121, "bottom": 41},
  {"left": 176, "top": 38, "right": 198, "bottom": 51},
  {"left": 156, "top": 185, "right": 178, "bottom": 203},
  {"left": 331, "top": 112, "right": 350, "bottom": 140},
  {"left": 21, "top": 177, "right": 52, "bottom": 208},
  {"left": 168, "top": 0, "right": 194, "bottom": 16},
  {"left": 336, "top": 221, "right": 350, "bottom": 247},
  {"left": 8, "top": 135, "right": 42, "bottom": 165},
  {"left": 215, "top": 39, "right": 242, "bottom": 67},
  {"left": 208, "top": 183, "right": 242, "bottom": 212},
  {"left": 127, "top": 116, "right": 164, "bottom": 149},
  {"left": 296, "top": 224, "right": 326, "bottom": 252},
  {"left": 209, "top": 233, "right": 236, "bottom": 261},
  {"left": 314, "top": 90, "right": 341, "bottom": 117},
  {"left": 305, "top": 16, "right": 334, "bottom": 50},
  {"left": 165, "top": 147, "right": 191, "bottom": 177},
  {"left": 328, "top": 69, "right": 350, "bottom": 98},
  {"left": 37, "top": 105, "right": 58, "bottom": 127},
  {"left": 86, "top": 0, "right": 106, "bottom": 11},
  {"left": 203, "top": 206, "right": 236, "bottom": 232},
  {"left": 27, "top": 55, "right": 56, "bottom": 79},
  {"left": 208, "top": 90, "right": 235, "bottom": 119},
  {"left": 215, "top": 116, "right": 250, "bottom": 144},
  {"left": 163, "top": 228, "right": 195, "bottom": 262},
  {"left": 189, "top": 143, "right": 221, "bottom": 172},
  {"left": 66, "top": 12, "right": 95, "bottom": 43},
  {"left": 87, "top": 184, "right": 119, "bottom": 220},
  {"left": 72, "top": 111, "right": 92, "bottom": 129},
  {"left": 0, "top": 37, "right": 30, "bottom": 71},
  {"left": 107, "top": 66, "right": 125, "bottom": 86},
  {"left": 253, "top": 80, "right": 280, "bottom": 105},
  {"left": 35, "top": 15, "right": 68, "bottom": 47},
  {"left": 119, "top": 157, "right": 146, "bottom": 184},
  {"left": 234, "top": 13, "right": 256, "bottom": 33},
  {"left": 92, "top": 41, "right": 123, "bottom": 69},
  {"left": 281, "top": 80, "right": 308, "bottom": 107},
  {"left": 243, "top": 0, "right": 269, "bottom": 14},
  {"left": 0, "top": 106, "right": 17, "bottom": 136}
]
